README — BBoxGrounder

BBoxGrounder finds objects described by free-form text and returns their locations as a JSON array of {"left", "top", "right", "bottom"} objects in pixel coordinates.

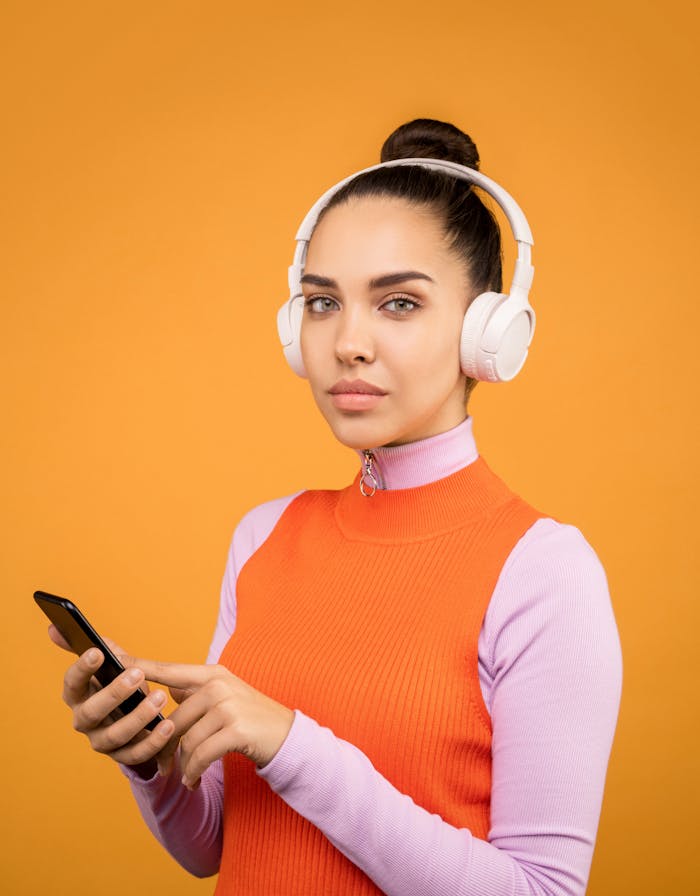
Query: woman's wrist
[{"left": 255, "top": 705, "right": 296, "bottom": 770}]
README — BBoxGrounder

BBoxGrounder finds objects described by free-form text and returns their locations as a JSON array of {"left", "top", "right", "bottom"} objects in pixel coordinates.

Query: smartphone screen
[{"left": 34, "top": 590, "right": 164, "bottom": 731}]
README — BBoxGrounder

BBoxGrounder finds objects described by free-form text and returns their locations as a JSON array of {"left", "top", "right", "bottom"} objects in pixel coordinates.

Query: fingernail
[
  {"left": 151, "top": 690, "right": 166, "bottom": 706},
  {"left": 125, "top": 668, "right": 143, "bottom": 684},
  {"left": 157, "top": 719, "right": 174, "bottom": 736},
  {"left": 86, "top": 649, "right": 101, "bottom": 665}
]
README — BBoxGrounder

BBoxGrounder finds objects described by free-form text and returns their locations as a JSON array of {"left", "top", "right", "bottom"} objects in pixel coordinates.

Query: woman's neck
[{"left": 353, "top": 417, "right": 479, "bottom": 491}]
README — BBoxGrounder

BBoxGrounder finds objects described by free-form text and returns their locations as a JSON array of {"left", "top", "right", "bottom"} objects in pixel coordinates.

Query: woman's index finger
[{"left": 127, "top": 657, "right": 210, "bottom": 690}]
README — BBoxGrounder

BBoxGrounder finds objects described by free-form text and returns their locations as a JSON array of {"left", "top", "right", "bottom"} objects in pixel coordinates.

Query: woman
[{"left": 52, "top": 118, "right": 622, "bottom": 895}]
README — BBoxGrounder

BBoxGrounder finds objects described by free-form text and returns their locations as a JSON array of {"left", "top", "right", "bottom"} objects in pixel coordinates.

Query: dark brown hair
[{"left": 316, "top": 118, "right": 502, "bottom": 403}]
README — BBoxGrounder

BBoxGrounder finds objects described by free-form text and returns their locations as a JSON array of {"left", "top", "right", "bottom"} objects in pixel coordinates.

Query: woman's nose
[{"left": 335, "top": 308, "right": 375, "bottom": 365}]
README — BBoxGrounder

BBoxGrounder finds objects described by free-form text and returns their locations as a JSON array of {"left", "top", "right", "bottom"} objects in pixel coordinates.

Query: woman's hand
[
  {"left": 49, "top": 624, "right": 177, "bottom": 778},
  {"left": 120, "top": 657, "right": 295, "bottom": 789}
]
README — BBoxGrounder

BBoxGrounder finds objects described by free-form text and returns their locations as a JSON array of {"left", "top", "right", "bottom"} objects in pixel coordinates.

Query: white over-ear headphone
[{"left": 276, "top": 158, "right": 535, "bottom": 382}]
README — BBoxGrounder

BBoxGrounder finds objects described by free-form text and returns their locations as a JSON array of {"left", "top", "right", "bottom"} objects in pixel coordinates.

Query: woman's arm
[
  {"left": 255, "top": 519, "right": 622, "bottom": 896},
  {"left": 120, "top": 754, "right": 224, "bottom": 878}
]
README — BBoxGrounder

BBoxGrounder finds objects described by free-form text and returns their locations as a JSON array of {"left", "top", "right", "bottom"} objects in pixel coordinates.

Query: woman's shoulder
[
  {"left": 231, "top": 490, "right": 306, "bottom": 563},
  {"left": 507, "top": 515, "right": 607, "bottom": 571},
  {"left": 229, "top": 482, "right": 351, "bottom": 572},
  {"left": 209, "top": 491, "right": 307, "bottom": 663},
  {"left": 481, "top": 515, "right": 621, "bottom": 680},
  {"left": 498, "top": 515, "right": 613, "bottom": 613}
]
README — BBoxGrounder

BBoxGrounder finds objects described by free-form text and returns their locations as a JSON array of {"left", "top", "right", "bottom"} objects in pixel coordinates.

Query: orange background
[{"left": 2, "top": 1, "right": 698, "bottom": 894}]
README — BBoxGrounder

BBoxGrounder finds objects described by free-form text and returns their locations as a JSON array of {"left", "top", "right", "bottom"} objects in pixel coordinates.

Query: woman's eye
[
  {"left": 305, "top": 296, "right": 339, "bottom": 313},
  {"left": 383, "top": 297, "right": 419, "bottom": 314}
]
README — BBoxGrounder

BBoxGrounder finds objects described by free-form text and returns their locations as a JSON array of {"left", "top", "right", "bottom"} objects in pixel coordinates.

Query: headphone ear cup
[
  {"left": 490, "top": 307, "right": 532, "bottom": 381},
  {"left": 460, "top": 291, "right": 532, "bottom": 382},
  {"left": 460, "top": 292, "right": 505, "bottom": 381},
  {"left": 277, "top": 297, "right": 307, "bottom": 378}
]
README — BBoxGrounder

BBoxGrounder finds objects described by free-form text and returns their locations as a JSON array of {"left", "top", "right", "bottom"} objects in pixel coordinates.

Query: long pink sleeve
[
  {"left": 123, "top": 419, "right": 622, "bottom": 893},
  {"left": 120, "top": 749, "right": 223, "bottom": 877}
]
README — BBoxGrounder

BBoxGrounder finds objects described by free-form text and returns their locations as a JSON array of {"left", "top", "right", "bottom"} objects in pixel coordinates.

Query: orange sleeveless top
[{"left": 216, "top": 456, "right": 545, "bottom": 894}]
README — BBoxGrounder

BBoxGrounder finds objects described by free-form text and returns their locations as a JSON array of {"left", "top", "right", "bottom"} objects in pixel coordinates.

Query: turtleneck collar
[
  {"left": 353, "top": 416, "right": 479, "bottom": 491},
  {"left": 338, "top": 415, "right": 513, "bottom": 540}
]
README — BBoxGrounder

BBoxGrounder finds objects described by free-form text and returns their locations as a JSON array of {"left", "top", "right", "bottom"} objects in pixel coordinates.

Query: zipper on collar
[{"left": 360, "top": 449, "right": 379, "bottom": 497}]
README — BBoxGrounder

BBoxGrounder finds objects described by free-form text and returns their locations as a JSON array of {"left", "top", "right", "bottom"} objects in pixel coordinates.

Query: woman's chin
[{"left": 323, "top": 413, "right": 396, "bottom": 451}]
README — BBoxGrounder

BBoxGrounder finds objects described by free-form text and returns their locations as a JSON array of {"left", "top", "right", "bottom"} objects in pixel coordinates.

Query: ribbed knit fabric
[{"left": 216, "top": 455, "right": 546, "bottom": 895}]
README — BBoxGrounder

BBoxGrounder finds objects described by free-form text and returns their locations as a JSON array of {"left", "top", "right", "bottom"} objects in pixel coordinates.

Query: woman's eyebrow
[
  {"left": 370, "top": 271, "right": 436, "bottom": 288},
  {"left": 300, "top": 271, "right": 435, "bottom": 289}
]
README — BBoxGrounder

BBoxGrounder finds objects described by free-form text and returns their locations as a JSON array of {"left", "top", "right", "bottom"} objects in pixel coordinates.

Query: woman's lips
[
  {"left": 328, "top": 379, "right": 388, "bottom": 411},
  {"left": 330, "top": 392, "right": 386, "bottom": 411}
]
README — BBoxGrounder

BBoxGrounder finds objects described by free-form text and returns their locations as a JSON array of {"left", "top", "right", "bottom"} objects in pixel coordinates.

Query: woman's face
[{"left": 299, "top": 196, "right": 472, "bottom": 449}]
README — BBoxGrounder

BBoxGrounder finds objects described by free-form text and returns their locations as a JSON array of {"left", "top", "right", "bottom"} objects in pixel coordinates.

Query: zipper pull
[{"left": 360, "top": 449, "right": 379, "bottom": 497}]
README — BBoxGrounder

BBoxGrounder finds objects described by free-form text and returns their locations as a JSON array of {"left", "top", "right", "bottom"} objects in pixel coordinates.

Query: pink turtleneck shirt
[{"left": 122, "top": 417, "right": 622, "bottom": 895}]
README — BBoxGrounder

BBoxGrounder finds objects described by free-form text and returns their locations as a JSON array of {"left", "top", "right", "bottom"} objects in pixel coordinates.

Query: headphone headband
[{"left": 294, "top": 158, "right": 533, "bottom": 245}]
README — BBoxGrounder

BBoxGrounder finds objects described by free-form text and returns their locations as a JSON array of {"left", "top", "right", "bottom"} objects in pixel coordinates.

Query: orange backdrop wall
[{"left": 2, "top": 1, "right": 698, "bottom": 894}]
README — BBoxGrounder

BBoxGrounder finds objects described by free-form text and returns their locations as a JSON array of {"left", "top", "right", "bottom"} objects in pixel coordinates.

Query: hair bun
[{"left": 380, "top": 118, "right": 480, "bottom": 169}]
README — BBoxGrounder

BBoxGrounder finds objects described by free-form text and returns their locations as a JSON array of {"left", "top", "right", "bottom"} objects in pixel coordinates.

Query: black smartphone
[{"left": 34, "top": 590, "right": 165, "bottom": 731}]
